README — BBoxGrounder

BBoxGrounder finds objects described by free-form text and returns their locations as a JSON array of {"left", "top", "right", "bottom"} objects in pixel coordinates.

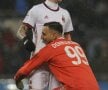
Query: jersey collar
[{"left": 43, "top": 1, "right": 59, "bottom": 11}]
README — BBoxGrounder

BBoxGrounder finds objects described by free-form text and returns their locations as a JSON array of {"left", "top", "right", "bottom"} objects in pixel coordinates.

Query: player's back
[{"left": 47, "top": 38, "right": 99, "bottom": 90}]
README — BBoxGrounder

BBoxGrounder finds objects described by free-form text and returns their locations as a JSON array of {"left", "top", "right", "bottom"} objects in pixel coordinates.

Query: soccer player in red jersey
[{"left": 14, "top": 22, "right": 99, "bottom": 90}]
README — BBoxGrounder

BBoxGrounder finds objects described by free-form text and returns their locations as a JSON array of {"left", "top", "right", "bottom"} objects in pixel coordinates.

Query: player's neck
[{"left": 45, "top": 0, "right": 59, "bottom": 10}]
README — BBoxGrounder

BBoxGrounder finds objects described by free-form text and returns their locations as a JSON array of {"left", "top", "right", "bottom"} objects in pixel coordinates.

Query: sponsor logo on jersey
[
  {"left": 44, "top": 15, "right": 48, "bottom": 19},
  {"left": 62, "top": 15, "right": 65, "bottom": 23}
]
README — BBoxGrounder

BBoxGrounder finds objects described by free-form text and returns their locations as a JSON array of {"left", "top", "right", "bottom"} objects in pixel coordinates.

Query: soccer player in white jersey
[{"left": 17, "top": 0, "right": 73, "bottom": 90}]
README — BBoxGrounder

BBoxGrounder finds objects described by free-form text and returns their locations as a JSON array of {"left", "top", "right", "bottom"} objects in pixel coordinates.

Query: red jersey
[{"left": 15, "top": 38, "right": 99, "bottom": 90}]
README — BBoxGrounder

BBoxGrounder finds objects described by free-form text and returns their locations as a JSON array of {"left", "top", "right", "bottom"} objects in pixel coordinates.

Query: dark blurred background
[{"left": 0, "top": 0, "right": 108, "bottom": 90}]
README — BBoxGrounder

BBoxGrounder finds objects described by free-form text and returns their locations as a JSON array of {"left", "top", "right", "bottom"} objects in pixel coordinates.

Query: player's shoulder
[
  {"left": 59, "top": 7, "right": 70, "bottom": 14},
  {"left": 59, "top": 6, "right": 68, "bottom": 11}
]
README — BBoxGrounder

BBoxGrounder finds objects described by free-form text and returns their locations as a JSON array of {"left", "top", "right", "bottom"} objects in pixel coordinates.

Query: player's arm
[
  {"left": 17, "top": 23, "right": 28, "bottom": 39},
  {"left": 14, "top": 58, "right": 34, "bottom": 90},
  {"left": 14, "top": 56, "right": 44, "bottom": 89},
  {"left": 14, "top": 46, "right": 52, "bottom": 89},
  {"left": 17, "top": 23, "right": 35, "bottom": 52},
  {"left": 14, "top": 74, "right": 25, "bottom": 90},
  {"left": 64, "top": 10, "right": 73, "bottom": 41},
  {"left": 14, "top": 47, "right": 51, "bottom": 81}
]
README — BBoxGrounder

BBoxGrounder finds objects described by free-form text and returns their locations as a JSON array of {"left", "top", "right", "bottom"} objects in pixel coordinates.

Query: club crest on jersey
[
  {"left": 62, "top": 15, "right": 65, "bottom": 23},
  {"left": 44, "top": 15, "right": 48, "bottom": 19}
]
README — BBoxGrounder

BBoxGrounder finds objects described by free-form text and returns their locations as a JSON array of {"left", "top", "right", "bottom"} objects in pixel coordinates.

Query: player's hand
[
  {"left": 16, "top": 80, "right": 24, "bottom": 90},
  {"left": 17, "top": 25, "right": 28, "bottom": 39},
  {"left": 14, "top": 72, "right": 25, "bottom": 90}
]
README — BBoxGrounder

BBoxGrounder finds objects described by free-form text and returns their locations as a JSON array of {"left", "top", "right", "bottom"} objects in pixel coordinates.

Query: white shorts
[{"left": 29, "top": 65, "right": 60, "bottom": 90}]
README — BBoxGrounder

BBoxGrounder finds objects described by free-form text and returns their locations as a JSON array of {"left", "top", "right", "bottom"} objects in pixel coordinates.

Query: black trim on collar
[{"left": 43, "top": 2, "right": 59, "bottom": 11}]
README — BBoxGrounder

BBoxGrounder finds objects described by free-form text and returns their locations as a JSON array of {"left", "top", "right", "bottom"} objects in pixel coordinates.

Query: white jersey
[
  {"left": 23, "top": 2, "right": 73, "bottom": 53},
  {"left": 23, "top": 1, "right": 73, "bottom": 90}
]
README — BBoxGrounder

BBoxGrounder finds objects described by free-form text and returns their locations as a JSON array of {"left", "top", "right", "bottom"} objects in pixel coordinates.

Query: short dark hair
[{"left": 44, "top": 22, "right": 63, "bottom": 34}]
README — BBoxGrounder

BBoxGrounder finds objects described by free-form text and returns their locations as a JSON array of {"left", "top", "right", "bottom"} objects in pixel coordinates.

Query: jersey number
[{"left": 64, "top": 46, "right": 89, "bottom": 65}]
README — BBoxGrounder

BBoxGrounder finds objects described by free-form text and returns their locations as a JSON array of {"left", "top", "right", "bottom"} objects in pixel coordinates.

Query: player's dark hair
[{"left": 44, "top": 22, "right": 63, "bottom": 34}]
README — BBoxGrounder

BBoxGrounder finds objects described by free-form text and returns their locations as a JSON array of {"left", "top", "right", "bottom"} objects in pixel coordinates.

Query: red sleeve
[{"left": 15, "top": 45, "right": 52, "bottom": 77}]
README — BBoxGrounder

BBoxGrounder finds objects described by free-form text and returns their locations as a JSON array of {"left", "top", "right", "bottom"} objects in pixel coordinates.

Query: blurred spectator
[
  {"left": 15, "top": 0, "right": 28, "bottom": 16},
  {"left": 27, "top": 0, "right": 44, "bottom": 8},
  {"left": 0, "top": 28, "right": 4, "bottom": 74},
  {"left": 87, "top": 38, "right": 108, "bottom": 73},
  {"left": 0, "top": 19, "right": 30, "bottom": 75},
  {"left": 72, "top": 23, "right": 87, "bottom": 50},
  {"left": 1, "top": 28, "right": 24, "bottom": 74},
  {"left": 0, "top": 52, "right": 3, "bottom": 74},
  {"left": 87, "top": 38, "right": 103, "bottom": 60},
  {"left": 0, "top": 0, "right": 15, "bottom": 10}
]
